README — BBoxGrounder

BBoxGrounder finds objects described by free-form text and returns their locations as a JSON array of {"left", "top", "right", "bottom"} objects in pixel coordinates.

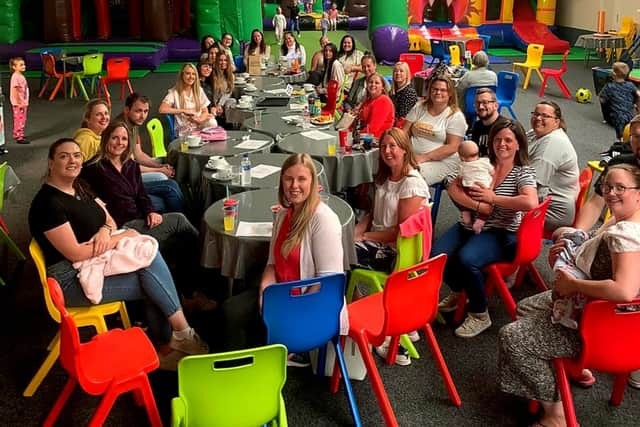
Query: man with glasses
[
  {"left": 470, "top": 88, "right": 508, "bottom": 157},
  {"left": 576, "top": 114, "right": 640, "bottom": 230}
]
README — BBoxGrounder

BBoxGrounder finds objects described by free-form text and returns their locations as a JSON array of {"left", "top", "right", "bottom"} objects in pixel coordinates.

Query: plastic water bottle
[
  {"left": 241, "top": 153, "right": 252, "bottom": 185},
  {"left": 302, "top": 105, "right": 311, "bottom": 129}
]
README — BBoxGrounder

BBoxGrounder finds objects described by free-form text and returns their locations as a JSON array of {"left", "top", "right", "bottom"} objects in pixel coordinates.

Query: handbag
[{"left": 335, "top": 111, "right": 357, "bottom": 130}]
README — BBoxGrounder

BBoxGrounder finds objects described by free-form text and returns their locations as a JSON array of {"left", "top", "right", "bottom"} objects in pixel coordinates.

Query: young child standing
[
  {"left": 273, "top": 7, "right": 287, "bottom": 45},
  {"left": 320, "top": 12, "right": 329, "bottom": 37},
  {"left": 9, "top": 57, "right": 29, "bottom": 144},
  {"left": 328, "top": 3, "right": 339, "bottom": 31},
  {"left": 456, "top": 140, "right": 493, "bottom": 234}
]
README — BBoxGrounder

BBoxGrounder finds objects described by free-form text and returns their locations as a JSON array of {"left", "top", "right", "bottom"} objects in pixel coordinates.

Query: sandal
[{"left": 573, "top": 368, "right": 596, "bottom": 388}]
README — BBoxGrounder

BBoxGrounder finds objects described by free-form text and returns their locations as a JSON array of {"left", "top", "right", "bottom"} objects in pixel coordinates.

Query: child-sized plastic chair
[
  {"left": 449, "top": 44, "right": 462, "bottom": 66},
  {"left": 146, "top": 118, "right": 168, "bottom": 159},
  {"left": 464, "top": 85, "right": 497, "bottom": 124},
  {"left": 512, "top": 43, "right": 544, "bottom": 89},
  {"left": 172, "top": 344, "right": 288, "bottom": 427},
  {"left": 70, "top": 53, "right": 104, "bottom": 100},
  {"left": 38, "top": 53, "right": 74, "bottom": 101},
  {"left": 465, "top": 38, "right": 484, "bottom": 58},
  {"left": 0, "top": 162, "right": 25, "bottom": 286},
  {"left": 543, "top": 167, "right": 592, "bottom": 240},
  {"left": 98, "top": 57, "right": 134, "bottom": 106},
  {"left": 262, "top": 273, "right": 362, "bottom": 427},
  {"left": 165, "top": 114, "right": 177, "bottom": 140},
  {"left": 496, "top": 70, "right": 520, "bottom": 120},
  {"left": 335, "top": 255, "right": 461, "bottom": 427},
  {"left": 398, "top": 53, "right": 425, "bottom": 77},
  {"left": 43, "top": 278, "right": 161, "bottom": 427},
  {"left": 23, "top": 240, "right": 131, "bottom": 397},
  {"left": 539, "top": 50, "right": 571, "bottom": 99},
  {"left": 454, "top": 198, "right": 550, "bottom": 323}
]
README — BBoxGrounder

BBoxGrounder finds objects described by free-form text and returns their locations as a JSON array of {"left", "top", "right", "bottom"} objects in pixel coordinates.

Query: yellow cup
[
  {"left": 180, "top": 141, "right": 189, "bottom": 152},
  {"left": 327, "top": 138, "right": 337, "bottom": 156},
  {"left": 223, "top": 214, "right": 235, "bottom": 232}
]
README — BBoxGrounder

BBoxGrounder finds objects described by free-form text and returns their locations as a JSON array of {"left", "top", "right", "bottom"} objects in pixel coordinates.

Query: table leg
[{"left": 227, "top": 277, "right": 234, "bottom": 298}]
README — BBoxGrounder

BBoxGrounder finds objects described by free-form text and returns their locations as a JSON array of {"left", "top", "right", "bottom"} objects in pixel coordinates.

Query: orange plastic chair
[
  {"left": 512, "top": 43, "right": 544, "bottom": 89},
  {"left": 454, "top": 198, "right": 551, "bottom": 323},
  {"left": 398, "top": 53, "right": 424, "bottom": 77},
  {"left": 23, "top": 239, "right": 131, "bottom": 397},
  {"left": 99, "top": 57, "right": 134, "bottom": 106},
  {"left": 38, "top": 53, "right": 73, "bottom": 101},
  {"left": 547, "top": 299, "right": 640, "bottom": 427},
  {"left": 538, "top": 50, "right": 571, "bottom": 99},
  {"left": 334, "top": 254, "right": 460, "bottom": 426},
  {"left": 543, "top": 167, "right": 593, "bottom": 240},
  {"left": 42, "top": 278, "right": 161, "bottom": 427},
  {"left": 321, "top": 79, "right": 340, "bottom": 116}
]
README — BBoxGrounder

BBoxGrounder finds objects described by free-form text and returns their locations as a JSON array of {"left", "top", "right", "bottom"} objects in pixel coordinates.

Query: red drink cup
[{"left": 338, "top": 129, "right": 348, "bottom": 147}]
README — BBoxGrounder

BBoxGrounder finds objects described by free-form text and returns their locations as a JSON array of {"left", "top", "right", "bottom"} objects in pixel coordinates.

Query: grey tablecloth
[
  {"left": 201, "top": 153, "right": 328, "bottom": 206},
  {"left": 276, "top": 130, "right": 379, "bottom": 192},
  {"left": 201, "top": 189, "right": 356, "bottom": 279},
  {"left": 575, "top": 34, "right": 626, "bottom": 65},
  {"left": 243, "top": 111, "right": 329, "bottom": 139}
]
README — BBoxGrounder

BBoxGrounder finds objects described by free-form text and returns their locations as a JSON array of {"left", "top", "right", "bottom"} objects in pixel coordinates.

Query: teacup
[
  {"left": 303, "top": 83, "right": 315, "bottom": 92},
  {"left": 187, "top": 135, "right": 202, "bottom": 147},
  {"left": 216, "top": 168, "right": 231, "bottom": 180},
  {"left": 208, "top": 155, "right": 228, "bottom": 169},
  {"left": 241, "top": 72, "right": 250, "bottom": 79},
  {"left": 240, "top": 95, "right": 252, "bottom": 102},
  {"left": 245, "top": 84, "right": 257, "bottom": 91},
  {"left": 236, "top": 78, "right": 246, "bottom": 84}
]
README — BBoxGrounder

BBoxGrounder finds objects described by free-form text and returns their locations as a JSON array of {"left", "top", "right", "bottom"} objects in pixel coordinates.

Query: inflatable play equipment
[
  {"left": 197, "top": 0, "right": 262, "bottom": 53},
  {"left": 262, "top": 0, "right": 368, "bottom": 31},
  {"left": 370, "top": 0, "right": 409, "bottom": 64},
  {"left": 0, "top": 0, "right": 21, "bottom": 43}
]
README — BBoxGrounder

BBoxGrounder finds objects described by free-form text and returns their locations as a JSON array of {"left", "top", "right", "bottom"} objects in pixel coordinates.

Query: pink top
[
  {"left": 328, "top": 9, "right": 338, "bottom": 19},
  {"left": 10, "top": 72, "right": 29, "bottom": 106}
]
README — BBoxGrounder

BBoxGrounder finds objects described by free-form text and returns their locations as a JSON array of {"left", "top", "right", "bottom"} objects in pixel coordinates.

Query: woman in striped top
[{"left": 431, "top": 119, "right": 539, "bottom": 338}]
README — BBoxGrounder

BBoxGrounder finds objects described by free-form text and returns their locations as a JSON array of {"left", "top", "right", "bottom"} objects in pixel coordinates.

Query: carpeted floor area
[{"left": 1, "top": 30, "right": 639, "bottom": 426}]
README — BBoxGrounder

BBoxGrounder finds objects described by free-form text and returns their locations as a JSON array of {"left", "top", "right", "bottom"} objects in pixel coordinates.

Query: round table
[
  {"left": 201, "top": 189, "right": 356, "bottom": 280},
  {"left": 243, "top": 111, "right": 330, "bottom": 139},
  {"left": 201, "top": 153, "right": 329, "bottom": 206},
  {"left": 276, "top": 130, "right": 379, "bottom": 193}
]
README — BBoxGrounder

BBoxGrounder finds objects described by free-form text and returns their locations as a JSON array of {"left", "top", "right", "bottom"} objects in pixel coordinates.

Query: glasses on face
[
  {"left": 476, "top": 100, "right": 496, "bottom": 106},
  {"left": 530, "top": 111, "right": 557, "bottom": 120},
  {"left": 431, "top": 87, "right": 448, "bottom": 93},
  {"left": 599, "top": 183, "right": 640, "bottom": 194}
]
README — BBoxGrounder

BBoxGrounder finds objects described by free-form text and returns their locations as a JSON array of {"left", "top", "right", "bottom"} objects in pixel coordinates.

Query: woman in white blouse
[
  {"left": 402, "top": 74, "right": 467, "bottom": 185},
  {"left": 243, "top": 29, "right": 271, "bottom": 68}
]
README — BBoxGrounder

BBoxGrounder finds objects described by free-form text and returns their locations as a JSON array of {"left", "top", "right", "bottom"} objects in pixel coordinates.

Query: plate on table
[
  {"left": 211, "top": 172, "right": 232, "bottom": 181},
  {"left": 310, "top": 116, "right": 333, "bottom": 126},
  {"left": 244, "top": 86, "right": 258, "bottom": 92}
]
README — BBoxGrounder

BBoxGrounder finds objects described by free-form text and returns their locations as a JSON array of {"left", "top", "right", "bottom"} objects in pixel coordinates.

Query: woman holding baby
[
  {"left": 498, "top": 163, "right": 640, "bottom": 427},
  {"left": 402, "top": 74, "right": 467, "bottom": 185}
]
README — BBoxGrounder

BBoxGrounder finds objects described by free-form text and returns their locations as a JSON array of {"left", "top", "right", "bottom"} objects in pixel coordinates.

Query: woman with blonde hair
[
  {"left": 159, "top": 63, "right": 216, "bottom": 137},
  {"left": 72, "top": 98, "right": 110, "bottom": 161},
  {"left": 221, "top": 153, "right": 344, "bottom": 352},
  {"left": 390, "top": 61, "right": 419, "bottom": 125},
  {"left": 355, "top": 73, "right": 395, "bottom": 139},
  {"left": 402, "top": 74, "right": 467, "bottom": 185},
  {"left": 211, "top": 51, "right": 236, "bottom": 122}
]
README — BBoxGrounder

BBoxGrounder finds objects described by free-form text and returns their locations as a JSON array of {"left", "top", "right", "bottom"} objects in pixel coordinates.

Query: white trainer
[{"left": 455, "top": 312, "right": 492, "bottom": 338}]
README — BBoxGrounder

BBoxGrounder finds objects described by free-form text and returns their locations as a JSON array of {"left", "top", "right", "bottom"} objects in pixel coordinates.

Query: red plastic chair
[
  {"left": 455, "top": 197, "right": 551, "bottom": 323},
  {"left": 543, "top": 167, "right": 593, "bottom": 240},
  {"left": 549, "top": 299, "right": 640, "bottom": 427},
  {"left": 398, "top": 53, "right": 424, "bottom": 77},
  {"left": 538, "top": 50, "right": 571, "bottom": 99},
  {"left": 333, "top": 254, "right": 460, "bottom": 426},
  {"left": 465, "top": 38, "right": 484, "bottom": 58},
  {"left": 43, "top": 278, "right": 162, "bottom": 427},
  {"left": 99, "top": 57, "right": 134, "bottom": 106},
  {"left": 321, "top": 79, "right": 340, "bottom": 116},
  {"left": 38, "top": 54, "right": 73, "bottom": 101}
]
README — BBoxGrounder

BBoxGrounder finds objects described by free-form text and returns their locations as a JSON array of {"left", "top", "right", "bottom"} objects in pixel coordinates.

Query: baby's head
[
  {"left": 323, "top": 12, "right": 328, "bottom": 18},
  {"left": 458, "top": 140, "right": 479, "bottom": 162}
]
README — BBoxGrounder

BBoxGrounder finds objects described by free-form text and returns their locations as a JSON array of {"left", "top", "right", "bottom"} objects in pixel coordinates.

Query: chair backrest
[
  {"left": 512, "top": 197, "right": 550, "bottom": 265},
  {"left": 430, "top": 40, "right": 446, "bottom": 61},
  {"left": 29, "top": 239, "right": 63, "bottom": 323},
  {"left": 165, "top": 114, "right": 177, "bottom": 140},
  {"left": 478, "top": 34, "right": 491, "bottom": 50},
  {"left": 381, "top": 254, "right": 447, "bottom": 337},
  {"left": 449, "top": 45, "right": 461, "bottom": 66},
  {"left": 0, "top": 162, "right": 7, "bottom": 212},
  {"left": 398, "top": 53, "right": 424, "bottom": 77},
  {"left": 464, "top": 85, "right": 498, "bottom": 119},
  {"left": 105, "top": 57, "right": 130, "bottom": 80},
  {"left": 496, "top": 70, "right": 519, "bottom": 104},
  {"left": 175, "top": 344, "right": 287, "bottom": 426},
  {"left": 46, "top": 277, "right": 82, "bottom": 378},
  {"left": 262, "top": 273, "right": 345, "bottom": 353},
  {"left": 577, "top": 299, "right": 640, "bottom": 373},
  {"left": 323, "top": 79, "right": 340, "bottom": 114},
  {"left": 575, "top": 167, "right": 593, "bottom": 215},
  {"left": 82, "top": 53, "right": 104, "bottom": 75},
  {"left": 465, "top": 38, "right": 484, "bottom": 57},
  {"left": 525, "top": 43, "right": 544, "bottom": 66},
  {"left": 42, "top": 53, "right": 57, "bottom": 77},
  {"left": 146, "top": 118, "right": 167, "bottom": 158}
]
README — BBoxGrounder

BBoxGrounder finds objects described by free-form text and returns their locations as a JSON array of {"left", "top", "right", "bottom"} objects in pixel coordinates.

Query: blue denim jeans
[
  {"left": 47, "top": 253, "right": 181, "bottom": 343},
  {"left": 431, "top": 223, "right": 517, "bottom": 313},
  {"left": 143, "top": 177, "right": 184, "bottom": 214}
]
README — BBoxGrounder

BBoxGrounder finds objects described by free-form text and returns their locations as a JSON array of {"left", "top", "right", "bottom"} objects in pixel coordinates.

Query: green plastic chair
[
  {"left": 70, "top": 53, "right": 104, "bottom": 100},
  {"left": 172, "top": 344, "right": 288, "bottom": 427},
  {"left": 0, "top": 162, "right": 26, "bottom": 285},
  {"left": 146, "top": 118, "right": 167, "bottom": 159}
]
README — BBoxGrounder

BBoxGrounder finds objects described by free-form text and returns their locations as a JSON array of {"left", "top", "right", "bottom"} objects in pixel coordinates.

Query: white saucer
[
  {"left": 237, "top": 103, "right": 252, "bottom": 110},
  {"left": 244, "top": 86, "right": 257, "bottom": 92},
  {"left": 188, "top": 142, "right": 204, "bottom": 148},
  {"left": 211, "top": 172, "right": 232, "bottom": 181}
]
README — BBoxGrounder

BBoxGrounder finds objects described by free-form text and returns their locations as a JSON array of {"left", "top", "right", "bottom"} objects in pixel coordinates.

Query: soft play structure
[
  {"left": 261, "top": 0, "right": 368, "bottom": 31},
  {"left": 372, "top": 0, "right": 569, "bottom": 63}
]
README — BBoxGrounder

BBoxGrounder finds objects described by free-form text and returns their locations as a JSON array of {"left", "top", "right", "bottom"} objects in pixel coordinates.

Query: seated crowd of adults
[{"left": 28, "top": 28, "right": 640, "bottom": 426}]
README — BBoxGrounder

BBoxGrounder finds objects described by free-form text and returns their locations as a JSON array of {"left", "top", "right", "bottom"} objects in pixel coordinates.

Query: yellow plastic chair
[
  {"left": 449, "top": 44, "right": 462, "bottom": 66},
  {"left": 586, "top": 160, "right": 613, "bottom": 222},
  {"left": 172, "top": 344, "right": 288, "bottom": 427},
  {"left": 0, "top": 162, "right": 26, "bottom": 285},
  {"left": 70, "top": 53, "right": 104, "bottom": 100},
  {"left": 609, "top": 16, "right": 636, "bottom": 61},
  {"left": 512, "top": 43, "right": 544, "bottom": 89},
  {"left": 23, "top": 239, "right": 131, "bottom": 397},
  {"left": 146, "top": 117, "right": 168, "bottom": 159}
]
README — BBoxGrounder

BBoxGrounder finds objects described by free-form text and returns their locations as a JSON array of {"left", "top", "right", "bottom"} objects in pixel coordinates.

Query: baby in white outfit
[{"left": 457, "top": 140, "right": 494, "bottom": 234}]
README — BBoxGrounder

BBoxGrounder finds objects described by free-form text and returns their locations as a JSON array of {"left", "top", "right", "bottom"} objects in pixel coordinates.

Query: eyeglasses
[
  {"left": 599, "top": 183, "right": 640, "bottom": 194},
  {"left": 530, "top": 111, "right": 557, "bottom": 120},
  {"left": 476, "top": 100, "right": 496, "bottom": 106},
  {"left": 431, "top": 88, "right": 448, "bottom": 93}
]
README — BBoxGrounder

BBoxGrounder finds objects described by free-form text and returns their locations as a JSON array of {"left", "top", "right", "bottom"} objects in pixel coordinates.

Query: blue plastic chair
[
  {"left": 165, "top": 114, "right": 176, "bottom": 141},
  {"left": 430, "top": 181, "right": 445, "bottom": 229},
  {"left": 463, "top": 85, "right": 497, "bottom": 124},
  {"left": 478, "top": 34, "right": 491, "bottom": 51},
  {"left": 496, "top": 71, "right": 519, "bottom": 120},
  {"left": 429, "top": 40, "right": 449, "bottom": 66},
  {"left": 262, "top": 273, "right": 362, "bottom": 427}
]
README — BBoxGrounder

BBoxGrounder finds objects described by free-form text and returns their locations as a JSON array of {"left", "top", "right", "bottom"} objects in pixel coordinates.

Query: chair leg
[
  {"left": 610, "top": 373, "right": 628, "bottom": 406},
  {"left": 139, "top": 375, "right": 163, "bottom": 427},
  {"left": 507, "top": 106, "right": 518, "bottom": 121},
  {"left": 423, "top": 324, "right": 461, "bottom": 406},
  {"left": 523, "top": 69, "right": 532, "bottom": 89},
  {"left": 127, "top": 79, "right": 134, "bottom": 95},
  {"left": 0, "top": 227, "right": 26, "bottom": 260},
  {"left": 119, "top": 302, "right": 132, "bottom": 328},
  {"left": 524, "top": 262, "right": 548, "bottom": 292},
  {"left": 89, "top": 389, "right": 119, "bottom": 427},
  {"left": 23, "top": 334, "right": 60, "bottom": 397},
  {"left": 553, "top": 359, "right": 579, "bottom": 427},
  {"left": 535, "top": 68, "right": 544, "bottom": 84},
  {"left": 38, "top": 78, "right": 52, "bottom": 98},
  {"left": 49, "top": 78, "right": 64, "bottom": 101},
  {"left": 454, "top": 291, "right": 467, "bottom": 323},
  {"left": 400, "top": 334, "right": 420, "bottom": 359},
  {"left": 43, "top": 377, "right": 77, "bottom": 427},
  {"left": 489, "top": 271, "right": 517, "bottom": 320},
  {"left": 333, "top": 337, "right": 363, "bottom": 427},
  {"left": 554, "top": 76, "right": 572, "bottom": 99},
  {"left": 538, "top": 75, "right": 550, "bottom": 97}
]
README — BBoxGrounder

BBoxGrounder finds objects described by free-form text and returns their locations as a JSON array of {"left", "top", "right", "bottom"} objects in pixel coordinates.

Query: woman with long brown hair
[{"left": 211, "top": 51, "right": 236, "bottom": 121}]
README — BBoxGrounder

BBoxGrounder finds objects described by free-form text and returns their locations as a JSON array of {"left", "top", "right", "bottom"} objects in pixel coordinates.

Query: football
[{"left": 575, "top": 88, "right": 592, "bottom": 103}]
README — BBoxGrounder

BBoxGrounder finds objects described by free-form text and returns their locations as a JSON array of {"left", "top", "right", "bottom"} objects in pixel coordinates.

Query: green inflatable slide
[{"left": 0, "top": 0, "right": 21, "bottom": 43}]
